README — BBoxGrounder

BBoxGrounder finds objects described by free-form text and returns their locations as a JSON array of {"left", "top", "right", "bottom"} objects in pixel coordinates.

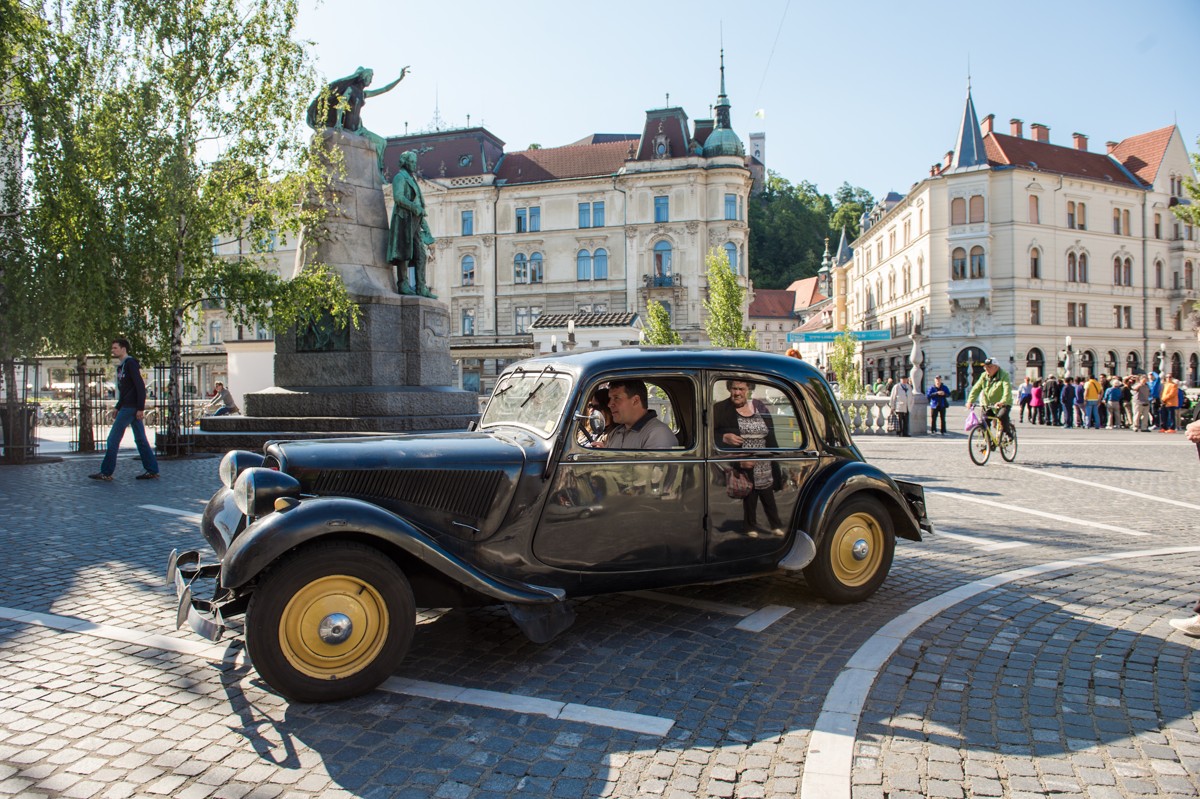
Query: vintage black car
[{"left": 168, "top": 348, "right": 931, "bottom": 702}]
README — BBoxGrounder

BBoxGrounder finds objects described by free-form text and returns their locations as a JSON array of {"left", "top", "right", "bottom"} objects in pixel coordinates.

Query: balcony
[
  {"left": 644, "top": 274, "right": 681, "bottom": 288},
  {"left": 945, "top": 276, "right": 991, "bottom": 312}
]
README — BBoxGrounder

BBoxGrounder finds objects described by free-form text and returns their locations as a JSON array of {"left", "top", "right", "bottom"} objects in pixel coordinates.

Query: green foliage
[
  {"left": 703, "top": 248, "right": 755, "bottom": 349},
  {"left": 642, "top": 299, "right": 681, "bottom": 345},
  {"left": 828, "top": 328, "right": 864, "bottom": 400}
]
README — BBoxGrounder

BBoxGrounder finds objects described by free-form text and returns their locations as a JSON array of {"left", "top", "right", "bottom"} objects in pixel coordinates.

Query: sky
[{"left": 295, "top": 0, "right": 1199, "bottom": 203}]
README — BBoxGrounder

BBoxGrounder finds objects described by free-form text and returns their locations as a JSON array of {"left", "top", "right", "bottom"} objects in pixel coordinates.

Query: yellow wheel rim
[
  {"left": 829, "top": 512, "right": 884, "bottom": 587},
  {"left": 278, "top": 575, "right": 389, "bottom": 680}
]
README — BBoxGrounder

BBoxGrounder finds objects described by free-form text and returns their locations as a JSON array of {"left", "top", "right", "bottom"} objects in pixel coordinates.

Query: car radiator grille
[{"left": 311, "top": 469, "right": 505, "bottom": 520}]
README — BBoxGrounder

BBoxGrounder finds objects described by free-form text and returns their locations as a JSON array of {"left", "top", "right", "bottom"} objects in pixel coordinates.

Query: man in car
[{"left": 602, "top": 379, "right": 677, "bottom": 449}]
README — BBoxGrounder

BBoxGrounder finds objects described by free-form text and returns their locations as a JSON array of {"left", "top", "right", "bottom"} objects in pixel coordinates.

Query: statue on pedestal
[
  {"left": 388, "top": 151, "right": 436, "bottom": 297},
  {"left": 306, "top": 66, "right": 408, "bottom": 178}
]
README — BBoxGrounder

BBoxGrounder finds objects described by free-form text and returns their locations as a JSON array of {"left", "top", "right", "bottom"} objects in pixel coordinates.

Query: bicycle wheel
[
  {"left": 999, "top": 426, "right": 1018, "bottom": 462},
  {"left": 968, "top": 425, "right": 991, "bottom": 465}
]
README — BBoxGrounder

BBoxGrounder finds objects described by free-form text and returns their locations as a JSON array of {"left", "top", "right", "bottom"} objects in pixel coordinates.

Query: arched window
[
  {"left": 917, "top": 255, "right": 924, "bottom": 286},
  {"left": 594, "top": 248, "right": 608, "bottom": 280},
  {"left": 208, "top": 320, "right": 222, "bottom": 345},
  {"left": 951, "top": 248, "right": 966, "bottom": 280},
  {"left": 461, "top": 255, "right": 475, "bottom": 286},
  {"left": 951, "top": 198, "right": 966, "bottom": 226},
  {"left": 1030, "top": 248, "right": 1041, "bottom": 279},
  {"left": 903, "top": 265, "right": 911, "bottom": 294},
  {"left": 576, "top": 249, "right": 592, "bottom": 281},
  {"left": 529, "top": 252, "right": 543, "bottom": 283},
  {"left": 1068, "top": 252, "right": 1077, "bottom": 282},
  {"left": 1105, "top": 350, "right": 1119, "bottom": 374},
  {"left": 1127, "top": 351, "right": 1140, "bottom": 374},
  {"left": 724, "top": 241, "right": 738, "bottom": 274},
  {"left": 514, "top": 253, "right": 528, "bottom": 284},
  {"left": 1123, "top": 258, "right": 1133, "bottom": 287},
  {"left": 888, "top": 272, "right": 895, "bottom": 298},
  {"left": 969, "top": 246, "right": 985, "bottom": 278},
  {"left": 969, "top": 195, "right": 985, "bottom": 223},
  {"left": 653, "top": 241, "right": 672, "bottom": 278},
  {"left": 1113, "top": 256, "right": 1123, "bottom": 285},
  {"left": 1156, "top": 260, "right": 1164, "bottom": 288}
]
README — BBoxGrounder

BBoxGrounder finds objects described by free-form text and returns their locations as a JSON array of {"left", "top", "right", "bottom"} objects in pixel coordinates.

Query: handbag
[
  {"left": 964, "top": 409, "right": 981, "bottom": 432},
  {"left": 886, "top": 412, "right": 899, "bottom": 433},
  {"left": 726, "top": 467, "right": 753, "bottom": 499}
]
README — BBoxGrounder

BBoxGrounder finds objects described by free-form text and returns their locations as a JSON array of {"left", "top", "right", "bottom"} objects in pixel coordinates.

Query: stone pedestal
[
  {"left": 909, "top": 394, "right": 929, "bottom": 435},
  {"left": 199, "top": 130, "right": 477, "bottom": 451}
]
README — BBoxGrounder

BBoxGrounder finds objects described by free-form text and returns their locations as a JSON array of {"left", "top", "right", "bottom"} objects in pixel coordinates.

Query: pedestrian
[
  {"left": 1074, "top": 377, "right": 1087, "bottom": 428},
  {"left": 1029, "top": 379, "right": 1043, "bottom": 425},
  {"left": 1103, "top": 379, "right": 1123, "bottom": 429},
  {"left": 1060, "top": 377, "right": 1076, "bottom": 429},
  {"left": 204, "top": 381, "right": 240, "bottom": 416},
  {"left": 889, "top": 375, "right": 914, "bottom": 437},
  {"left": 1160, "top": 376, "right": 1179, "bottom": 433},
  {"left": 1168, "top": 416, "right": 1200, "bottom": 636},
  {"left": 926, "top": 375, "right": 950, "bottom": 435},
  {"left": 89, "top": 338, "right": 160, "bottom": 481},
  {"left": 1084, "top": 374, "right": 1103, "bottom": 429},
  {"left": 1017, "top": 376, "right": 1033, "bottom": 422},
  {"left": 1149, "top": 371, "right": 1162, "bottom": 430},
  {"left": 1132, "top": 375, "right": 1152, "bottom": 432},
  {"left": 1044, "top": 375, "right": 1060, "bottom": 425}
]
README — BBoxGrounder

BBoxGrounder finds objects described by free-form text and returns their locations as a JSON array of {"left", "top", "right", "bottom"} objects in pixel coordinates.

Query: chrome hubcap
[
  {"left": 851, "top": 539, "right": 870, "bottom": 561},
  {"left": 318, "top": 613, "right": 353, "bottom": 644}
]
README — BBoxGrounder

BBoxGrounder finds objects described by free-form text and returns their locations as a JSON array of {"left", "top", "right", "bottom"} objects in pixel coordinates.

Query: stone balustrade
[{"left": 837, "top": 396, "right": 895, "bottom": 436}]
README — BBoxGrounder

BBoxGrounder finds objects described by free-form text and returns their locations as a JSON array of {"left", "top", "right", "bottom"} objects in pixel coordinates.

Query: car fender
[
  {"left": 798, "top": 461, "right": 924, "bottom": 543},
  {"left": 221, "top": 496, "right": 565, "bottom": 604}
]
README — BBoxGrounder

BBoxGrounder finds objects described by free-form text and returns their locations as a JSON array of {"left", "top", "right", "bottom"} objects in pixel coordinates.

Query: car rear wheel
[
  {"left": 804, "top": 495, "right": 895, "bottom": 604},
  {"left": 246, "top": 541, "right": 415, "bottom": 702}
]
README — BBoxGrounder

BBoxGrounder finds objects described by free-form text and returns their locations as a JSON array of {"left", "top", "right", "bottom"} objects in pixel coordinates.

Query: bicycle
[{"left": 967, "top": 405, "right": 1018, "bottom": 466}]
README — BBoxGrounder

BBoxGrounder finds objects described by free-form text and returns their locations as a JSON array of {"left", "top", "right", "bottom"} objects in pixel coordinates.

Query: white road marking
[
  {"left": 799, "top": 545, "right": 1200, "bottom": 799},
  {"left": 928, "top": 489, "right": 1150, "bottom": 537},
  {"left": 1002, "top": 463, "right": 1200, "bottom": 511},
  {"left": 627, "top": 590, "right": 756, "bottom": 617},
  {"left": 141, "top": 504, "right": 203, "bottom": 523},
  {"left": 0, "top": 604, "right": 674, "bottom": 737},
  {"left": 734, "top": 604, "right": 794, "bottom": 632},
  {"left": 932, "top": 530, "right": 1030, "bottom": 551}
]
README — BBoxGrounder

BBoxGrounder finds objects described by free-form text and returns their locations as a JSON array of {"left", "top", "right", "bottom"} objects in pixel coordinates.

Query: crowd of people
[{"left": 1014, "top": 372, "right": 1190, "bottom": 432}]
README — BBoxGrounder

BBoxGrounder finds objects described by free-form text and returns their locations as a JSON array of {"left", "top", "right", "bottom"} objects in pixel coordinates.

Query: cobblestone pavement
[{"left": 1, "top": 408, "right": 1198, "bottom": 798}]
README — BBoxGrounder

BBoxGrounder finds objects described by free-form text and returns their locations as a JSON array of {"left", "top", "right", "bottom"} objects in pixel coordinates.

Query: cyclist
[{"left": 966, "top": 357, "right": 1015, "bottom": 440}]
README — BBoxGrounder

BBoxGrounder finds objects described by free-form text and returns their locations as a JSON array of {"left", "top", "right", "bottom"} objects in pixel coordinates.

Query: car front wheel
[
  {"left": 804, "top": 495, "right": 895, "bottom": 604},
  {"left": 246, "top": 541, "right": 415, "bottom": 702}
]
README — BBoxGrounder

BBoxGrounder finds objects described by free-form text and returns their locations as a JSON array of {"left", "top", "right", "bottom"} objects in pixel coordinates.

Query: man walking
[{"left": 89, "top": 338, "right": 160, "bottom": 481}]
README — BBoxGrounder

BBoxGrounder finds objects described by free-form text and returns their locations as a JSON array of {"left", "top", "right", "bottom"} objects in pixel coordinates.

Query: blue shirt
[{"left": 925, "top": 384, "right": 950, "bottom": 409}]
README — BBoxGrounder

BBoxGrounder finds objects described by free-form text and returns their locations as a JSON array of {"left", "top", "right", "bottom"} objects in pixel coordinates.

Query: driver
[
  {"left": 966, "top": 357, "right": 1015, "bottom": 438},
  {"left": 600, "top": 379, "right": 676, "bottom": 449}
]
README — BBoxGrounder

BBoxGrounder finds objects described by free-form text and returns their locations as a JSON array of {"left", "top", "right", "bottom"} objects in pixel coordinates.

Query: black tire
[
  {"left": 803, "top": 495, "right": 896, "bottom": 604},
  {"left": 245, "top": 540, "right": 415, "bottom": 703},
  {"left": 968, "top": 425, "right": 991, "bottom": 466},
  {"left": 999, "top": 427, "right": 1018, "bottom": 462}
]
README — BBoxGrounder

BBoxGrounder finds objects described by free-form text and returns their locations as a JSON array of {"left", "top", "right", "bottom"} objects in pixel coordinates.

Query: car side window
[
  {"left": 577, "top": 375, "right": 694, "bottom": 451},
  {"left": 712, "top": 377, "right": 807, "bottom": 451}
]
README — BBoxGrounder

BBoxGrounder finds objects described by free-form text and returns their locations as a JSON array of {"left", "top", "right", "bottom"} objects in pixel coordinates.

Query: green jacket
[{"left": 967, "top": 368, "right": 1014, "bottom": 408}]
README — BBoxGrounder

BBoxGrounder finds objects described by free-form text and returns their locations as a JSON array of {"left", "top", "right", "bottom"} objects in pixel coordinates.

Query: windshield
[{"left": 480, "top": 369, "right": 574, "bottom": 438}]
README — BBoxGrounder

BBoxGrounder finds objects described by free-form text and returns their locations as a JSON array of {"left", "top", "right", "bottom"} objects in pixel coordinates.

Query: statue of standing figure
[
  {"left": 388, "top": 151, "right": 436, "bottom": 297},
  {"left": 306, "top": 65, "right": 408, "bottom": 178}
]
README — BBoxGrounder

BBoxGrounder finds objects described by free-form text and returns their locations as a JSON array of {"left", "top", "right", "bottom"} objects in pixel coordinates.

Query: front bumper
[{"left": 166, "top": 549, "right": 230, "bottom": 642}]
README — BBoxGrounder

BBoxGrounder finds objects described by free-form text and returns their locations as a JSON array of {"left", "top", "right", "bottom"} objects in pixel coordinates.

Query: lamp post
[
  {"left": 550, "top": 335, "right": 558, "bottom": 353},
  {"left": 1158, "top": 342, "right": 1166, "bottom": 374},
  {"left": 1062, "top": 336, "right": 1073, "bottom": 377}
]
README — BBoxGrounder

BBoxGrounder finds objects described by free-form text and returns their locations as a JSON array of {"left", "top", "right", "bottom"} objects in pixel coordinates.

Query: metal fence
[
  {"left": 151, "top": 364, "right": 197, "bottom": 457},
  {"left": 1, "top": 360, "right": 40, "bottom": 462}
]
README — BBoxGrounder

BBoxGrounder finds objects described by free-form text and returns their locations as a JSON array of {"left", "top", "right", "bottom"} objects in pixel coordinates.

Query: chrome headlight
[
  {"left": 219, "top": 450, "right": 265, "bottom": 488},
  {"left": 231, "top": 467, "right": 301, "bottom": 517}
]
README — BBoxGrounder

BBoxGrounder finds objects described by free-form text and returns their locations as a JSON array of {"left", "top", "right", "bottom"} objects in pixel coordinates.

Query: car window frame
[{"left": 708, "top": 372, "right": 811, "bottom": 454}]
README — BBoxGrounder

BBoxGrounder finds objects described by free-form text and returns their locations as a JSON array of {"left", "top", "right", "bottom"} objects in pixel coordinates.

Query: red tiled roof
[
  {"left": 793, "top": 311, "right": 830, "bottom": 332},
  {"left": 1110, "top": 125, "right": 1175, "bottom": 185},
  {"left": 497, "top": 140, "right": 632, "bottom": 184},
  {"left": 784, "top": 276, "right": 827, "bottom": 310},
  {"left": 384, "top": 128, "right": 505, "bottom": 181},
  {"left": 983, "top": 133, "right": 1141, "bottom": 187},
  {"left": 748, "top": 289, "right": 795, "bottom": 319}
]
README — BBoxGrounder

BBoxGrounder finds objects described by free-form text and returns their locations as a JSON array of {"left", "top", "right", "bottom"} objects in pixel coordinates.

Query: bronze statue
[
  {"left": 306, "top": 66, "right": 408, "bottom": 177},
  {"left": 388, "top": 150, "right": 435, "bottom": 297}
]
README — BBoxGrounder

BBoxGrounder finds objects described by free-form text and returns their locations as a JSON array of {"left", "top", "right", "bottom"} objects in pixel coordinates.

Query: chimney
[
  {"left": 1072, "top": 132, "right": 1088, "bottom": 151},
  {"left": 1030, "top": 123, "right": 1049, "bottom": 143},
  {"left": 1010, "top": 118, "right": 1024, "bottom": 138},
  {"left": 1106, "top": 140, "right": 1119, "bottom": 154},
  {"left": 944, "top": 150, "right": 954, "bottom": 169},
  {"left": 981, "top": 114, "right": 995, "bottom": 136}
]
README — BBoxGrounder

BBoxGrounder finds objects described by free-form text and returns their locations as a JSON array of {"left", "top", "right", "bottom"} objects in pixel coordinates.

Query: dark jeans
[
  {"left": 1161, "top": 407, "right": 1177, "bottom": 430},
  {"left": 213, "top": 406, "right": 236, "bottom": 416},
  {"left": 992, "top": 405, "right": 1014, "bottom": 438},
  {"left": 1018, "top": 397, "right": 1031, "bottom": 421},
  {"left": 894, "top": 411, "right": 910, "bottom": 437},
  {"left": 744, "top": 487, "right": 782, "bottom": 530},
  {"left": 99, "top": 407, "right": 159, "bottom": 476},
  {"left": 930, "top": 406, "right": 947, "bottom": 433}
]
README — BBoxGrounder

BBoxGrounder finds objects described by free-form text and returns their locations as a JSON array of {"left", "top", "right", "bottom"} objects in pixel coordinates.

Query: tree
[
  {"left": 703, "top": 247, "right": 755, "bottom": 349},
  {"left": 748, "top": 172, "right": 834, "bottom": 289},
  {"left": 828, "top": 328, "right": 864, "bottom": 400},
  {"left": 642, "top": 299, "right": 681, "bottom": 345},
  {"left": 829, "top": 182, "right": 875, "bottom": 244}
]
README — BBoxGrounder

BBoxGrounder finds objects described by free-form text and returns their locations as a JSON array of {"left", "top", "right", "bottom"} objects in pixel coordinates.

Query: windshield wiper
[{"left": 519, "top": 366, "right": 555, "bottom": 408}]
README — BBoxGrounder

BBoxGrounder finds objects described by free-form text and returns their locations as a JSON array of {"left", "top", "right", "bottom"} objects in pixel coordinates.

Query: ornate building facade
[{"left": 839, "top": 86, "right": 1198, "bottom": 396}]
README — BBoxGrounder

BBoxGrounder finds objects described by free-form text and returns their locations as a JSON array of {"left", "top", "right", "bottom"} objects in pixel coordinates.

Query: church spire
[
  {"left": 703, "top": 48, "right": 744, "bottom": 158},
  {"left": 951, "top": 81, "right": 987, "bottom": 170},
  {"left": 714, "top": 48, "right": 731, "bottom": 130}
]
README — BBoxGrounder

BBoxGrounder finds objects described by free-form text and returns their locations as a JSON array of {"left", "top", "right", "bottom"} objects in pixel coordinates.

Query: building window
[
  {"left": 514, "top": 305, "right": 541, "bottom": 334},
  {"left": 1067, "top": 201, "right": 1076, "bottom": 229},
  {"left": 1078, "top": 253, "right": 1089, "bottom": 283},
  {"left": 594, "top": 248, "right": 608, "bottom": 280},
  {"left": 1123, "top": 257, "right": 1132, "bottom": 286},
  {"left": 1068, "top": 253, "right": 1077, "bottom": 282},
  {"left": 462, "top": 308, "right": 475, "bottom": 335},
  {"left": 208, "top": 320, "right": 222, "bottom": 344},
  {"left": 514, "top": 253, "right": 528, "bottom": 284},
  {"left": 968, "top": 195, "right": 985, "bottom": 223},
  {"left": 1122, "top": 209, "right": 1131, "bottom": 236},
  {"left": 1078, "top": 303, "right": 1087, "bottom": 327},
  {"left": 593, "top": 201, "right": 605, "bottom": 228},
  {"left": 1187, "top": 261, "right": 1195, "bottom": 289},
  {"left": 1155, "top": 213, "right": 1162, "bottom": 239},
  {"left": 1113, "top": 257, "right": 1122, "bottom": 285},
  {"left": 724, "top": 193, "right": 737, "bottom": 221},
  {"left": 1155, "top": 261, "right": 1164, "bottom": 288},
  {"left": 578, "top": 201, "right": 605, "bottom": 228},
  {"left": 1028, "top": 195, "right": 1039, "bottom": 224},
  {"left": 1078, "top": 202, "right": 1087, "bottom": 230},
  {"left": 516, "top": 208, "right": 526, "bottom": 233},
  {"left": 1155, "top": 307, "right": 1163, "bottom": 330},
  {"left": 951, "top": 197, "right": 966, "bottom": 225},
  {"left": 529, "top": 252, "right": 543, "bottom": 283},
  {"left": 654, "top": 195, "right": 669, "bottom": 223},
  {"left": 1030, "top": 248, "right": 1041, "bottom": 279},
  {"left": 724, "top": 241, "right": 738, "bottom": 274},
  {"left": 1030, "top": 300, "right": 1040, "bottom": 325},
  {"left": 951, "top": 248, "right": 967, "bottom": 280},
  {"left": 462, "top": 210, "right": 474, "bottom": 236},
  {"left": 577, "top": 249, "right": 592, "bottom": 280},
  {"left": 653, "top": 241, "right": 672, "bottom": 278},
  {"left": 256, "top": 322, "right": 270, "bottom": 340},
  {"left": 969, "top": 246, "right": 985, "bottom": 278},
  {"left": 516, "top": 206, "right": 540, "bottom": 233},
  {"left": 1124, "top": 306, "right": 1132, "bottom": 329},
  {"left": 1113, "top": 208, "right": 1121, "bottom": 234},
  {"left": 461, "top": 255, "right": 475, "bottom": 286}
]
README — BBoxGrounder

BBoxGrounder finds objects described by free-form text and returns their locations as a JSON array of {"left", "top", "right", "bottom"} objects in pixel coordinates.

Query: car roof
[{"left": 507, "top": 346, "right": 825, "bottom": 387}]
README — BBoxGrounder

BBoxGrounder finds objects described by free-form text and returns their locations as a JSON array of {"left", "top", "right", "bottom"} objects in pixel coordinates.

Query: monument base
[{"left": 909, "top": 394, "right": 929, "bottom": 435}]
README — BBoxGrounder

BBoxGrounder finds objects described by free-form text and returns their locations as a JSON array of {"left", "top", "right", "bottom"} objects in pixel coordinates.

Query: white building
[{"left": 840, "top": 86, "right": 1198, "bottom": 396}]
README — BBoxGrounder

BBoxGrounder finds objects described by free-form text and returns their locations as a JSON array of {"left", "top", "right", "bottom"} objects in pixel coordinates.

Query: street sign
[{"left": 789, "top": 331, "right": 891, "bottom": 343}]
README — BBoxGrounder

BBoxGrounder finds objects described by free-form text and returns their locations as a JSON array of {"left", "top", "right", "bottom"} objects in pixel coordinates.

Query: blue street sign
[{"left": 788, "top": 331, "right": 891, "bottom": 343}]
